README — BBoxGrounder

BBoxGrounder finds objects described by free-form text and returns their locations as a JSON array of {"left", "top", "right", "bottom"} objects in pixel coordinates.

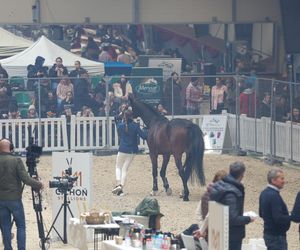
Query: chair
[
  {"left": 9, "top": 76, "right": 25, "bottom": 90},
  {"left": 181, "top": 233, "right": 197, "bottom": 250},
  {"left": 14, "top": 92, "right": 32, "bottom": 107},
  {"left": 90, "top": 75, "right": 103, "bottom": 89}
]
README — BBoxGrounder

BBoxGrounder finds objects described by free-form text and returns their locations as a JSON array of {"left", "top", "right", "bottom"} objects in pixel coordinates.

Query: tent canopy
[
  {"left": 0, "top": 35, "right": 104, "bottom": 77},
  {"left": 0, "top": 27, "right": 33, "bottom": 57}
]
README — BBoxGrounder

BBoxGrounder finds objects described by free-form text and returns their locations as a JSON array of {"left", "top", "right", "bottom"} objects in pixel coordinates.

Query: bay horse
[{"left": 129, "top": 96, "right": 205, "bottom": 201}]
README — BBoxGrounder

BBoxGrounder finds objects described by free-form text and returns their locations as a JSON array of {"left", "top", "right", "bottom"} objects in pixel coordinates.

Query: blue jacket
[
  {"left": 291, "top": 191, "right": 300, "bottom": 222},
  {"left": 117, "top": 119, "right": 148, "bottom": 154},
  {"left": 259, "top": 186, "right": 290, "bottom": 236}
]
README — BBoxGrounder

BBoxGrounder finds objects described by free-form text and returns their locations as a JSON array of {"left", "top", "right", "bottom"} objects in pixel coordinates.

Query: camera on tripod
[
  {"left": 49, "top": 167, "right": 78, "bottom": 193},
  {"left": 26, "top": 143, "right": 43, "bottom": 175}
]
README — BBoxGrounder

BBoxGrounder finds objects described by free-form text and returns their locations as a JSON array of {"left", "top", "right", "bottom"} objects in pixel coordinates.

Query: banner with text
[
  {"left": 201, "top": 115, "right": 228, "bottom": 154},
  {"left": 51, "top": 152, "right": 93, "bottom": 239},
  {"left": 148, "top": 58, "right": 182, "bottom": 80},
  {"left": 130, "top": 67, "right": 163, "bottom": 106}
]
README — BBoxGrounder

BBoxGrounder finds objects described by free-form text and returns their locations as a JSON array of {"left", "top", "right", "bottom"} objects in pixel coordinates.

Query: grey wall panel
[
  {"left": 140, "top": 0, "right": 232, "bottom": 24},
  {"left": 0, "top": 0, "right": 280, "bottom": 24}
]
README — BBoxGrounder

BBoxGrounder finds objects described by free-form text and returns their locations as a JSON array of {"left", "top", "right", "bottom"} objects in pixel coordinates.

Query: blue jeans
[
  {"left": 0, "top": 200, "right": 26, "bottom": 250},
  {"left": 264, "top": 233, "right": 287, "bottom": 250}
]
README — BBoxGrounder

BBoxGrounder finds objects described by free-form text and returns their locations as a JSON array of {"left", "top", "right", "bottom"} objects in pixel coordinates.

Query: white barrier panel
[
  {"left": 209, "top": 201, "right": 229, "bottom": 250},
  {"left": 51, "top": 152, "right": 93, "bottom": 241},
  {"left": 202, "top": 115, "right": 228, "bottom": 154}
]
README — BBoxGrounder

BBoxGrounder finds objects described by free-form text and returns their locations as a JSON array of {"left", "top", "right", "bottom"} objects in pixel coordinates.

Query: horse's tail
[{"left": 184, "top": 123, "right": 205, "bottom": 186}]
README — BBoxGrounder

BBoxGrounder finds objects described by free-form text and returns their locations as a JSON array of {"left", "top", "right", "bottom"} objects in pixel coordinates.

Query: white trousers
[{"left": 115, "top": 152, "right": 135, "bottom": 187}]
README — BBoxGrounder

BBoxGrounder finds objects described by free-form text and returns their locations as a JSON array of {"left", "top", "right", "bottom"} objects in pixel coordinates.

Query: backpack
[{"left": 135, "top": 196, "right": 161, "bottom": 216}]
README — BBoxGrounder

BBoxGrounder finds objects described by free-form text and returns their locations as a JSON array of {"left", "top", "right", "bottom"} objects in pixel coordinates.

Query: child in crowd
[{"left": 27, "top": 105, "right": 38, "bottom": 118}]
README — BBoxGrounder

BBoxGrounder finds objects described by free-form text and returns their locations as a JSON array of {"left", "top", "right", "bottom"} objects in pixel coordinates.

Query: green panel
[{"left": 130, "top": 67, "right": 163, "bottom": 106}]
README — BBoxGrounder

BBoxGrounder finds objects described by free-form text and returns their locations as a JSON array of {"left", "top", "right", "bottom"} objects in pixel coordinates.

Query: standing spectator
[
  {"left": 85, "top": 37, "right": 100, "bottom": 61},
  {"left": 27, "top": 56, "right": 48, "bottom": 90},
  {"left": 34, "top": 79, "right": 51, "bottom": 118},
  {"left": 163, "top": 72, "right": 182, "bottom": 115},
  {"left": 157, "top": 103, "right": 168, "bottom": 116},
  {"left": 259, "top": 92, "right": 271, "bottom": 118},
  {"left": 69, "top": 61, "right": 86, "bottom": 83},
  {"left": 112, "top": 109, "right": 147, "bottom": 196},
  {"left": 61, "top": 91, "right": 74, "bottom": 114},
  {"left": 0, "top": 138, "right": 43, "bottom": 250},
  {"left": 8, "top": 106, "right": 21, "bottom": 119},
  {"left": 73, "top": 70, "right": 92, "bottom": 112},
  {"left": 99, "top": 45, "right": 113, "bottom": 62},
  {"left": 117, "top": 48, "right": 132, "bottom": 64},
  {"left": 192, "top": 169, "right": 227, "bottom": 242},
  {"left": 259, "top": 168, "right": 290, "bottom": 250},
  {"left": 291, "top": 191, "right": 300, "bottom": 222},
  {"left": 0, "top": 63, "right": 8, "bottom": 80},
  {"left": 119, "top": 75, "right": 133, "bottom": 102},
  {"left": 287, "top": 106, "right": 300, "bottom": 123},
  {"left": 185, "top": 77, "right": 203, "bottom": 115},
  {"left": 225, "top": 79, "right": 236, "bottom": 114},
  {"left": 210, "top": 161, "right": 255, "bottom": 250},
  {"left": 0, "top": 67, "right": 11, "bottom": 116},
  {"left": 49, "top": 57, "right": 68, "bottom": 92},
  {"left": 56, "top": 77, "right": 73, "bottom": 112},
  {"left": 211, "top": 77, "right": 227, "bottom": 114},
  {"left": 239, "top": 82, "right": 258, "bottom": 117}
]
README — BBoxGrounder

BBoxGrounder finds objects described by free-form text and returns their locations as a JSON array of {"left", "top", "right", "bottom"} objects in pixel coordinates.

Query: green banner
[{"left": 130, "top": 67, "right": 163, "bottom": 106}]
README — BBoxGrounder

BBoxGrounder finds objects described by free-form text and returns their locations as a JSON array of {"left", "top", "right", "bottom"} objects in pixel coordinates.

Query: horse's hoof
[
  {"left": 150, "top": 190, "right": 158, "bottom": 196},
  {"left": 179, "top": 191, "right": 183, "bottom": 198},
  {"left": 166, "top": 188, "right": 172, "bottom": 196},
  {"left": 183, "top": 196, "right": 189, "bottom": 201}
]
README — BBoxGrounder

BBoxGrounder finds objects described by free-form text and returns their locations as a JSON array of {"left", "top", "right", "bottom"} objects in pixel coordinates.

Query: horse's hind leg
[
  {"left": 160, "top": 154, "right": 172, "bottom": 196},
  {"left": 149, "top": 153, "right": 159, "bottom": 196},
  {"left": 174, "top": 156, "right": 189, "bottom": 201}
]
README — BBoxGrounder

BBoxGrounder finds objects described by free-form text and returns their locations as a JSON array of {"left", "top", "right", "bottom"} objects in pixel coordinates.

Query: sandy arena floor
[{"left": 3, "top": 153, "right": 300, "bottom": 250}]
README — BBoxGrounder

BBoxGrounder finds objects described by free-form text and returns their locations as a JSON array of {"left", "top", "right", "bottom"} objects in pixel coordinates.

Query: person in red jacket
[{"left": 239, "top": 82, "right": 258, "bottom": 117}]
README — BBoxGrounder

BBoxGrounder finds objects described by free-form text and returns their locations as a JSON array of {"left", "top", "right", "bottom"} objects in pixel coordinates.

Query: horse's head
[{"left": 128, "top": 94, "right": 142, "bottom": 119}]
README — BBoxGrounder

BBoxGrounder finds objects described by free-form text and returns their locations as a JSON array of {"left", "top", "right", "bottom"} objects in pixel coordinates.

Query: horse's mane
[{"left": 134, "top": 99, "right": 168, "bottom": 121}]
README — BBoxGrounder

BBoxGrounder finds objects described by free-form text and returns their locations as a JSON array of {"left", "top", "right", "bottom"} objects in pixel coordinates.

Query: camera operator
[{"left": 0, "top": 138, "right": 43, "bottom": 250}]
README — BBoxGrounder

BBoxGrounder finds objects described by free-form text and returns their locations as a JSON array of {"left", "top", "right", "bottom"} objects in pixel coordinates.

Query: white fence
[{"left": 4, "top": 114, "right": 300, "bottom": 163}]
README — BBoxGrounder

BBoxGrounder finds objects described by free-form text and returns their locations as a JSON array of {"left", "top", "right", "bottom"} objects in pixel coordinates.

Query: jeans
[
  {"left": 264, "top": 233, "right": 287, "bottom": 250},
  {"left": 0, "top": 200, "right": 26, "bottom": 250}
]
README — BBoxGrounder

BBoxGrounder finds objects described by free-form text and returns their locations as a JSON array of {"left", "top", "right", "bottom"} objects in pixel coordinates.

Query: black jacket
[
  {"left": 259, "top": 186, "right": 290, "bottom": 236},
  {"left": 210, "top": 175, "right": 251, "bottom": 242}
]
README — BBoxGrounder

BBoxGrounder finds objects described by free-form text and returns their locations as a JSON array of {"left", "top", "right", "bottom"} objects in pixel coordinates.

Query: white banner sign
[
  {"left": 209, "top": 201, "right": 229, "bottom": 250},
  {"left": 51, "top": 152, "right": 93, "bottom": 240},
  {"left": 148, "top": 58, "right": 182, "bottom": 80},
  {"left": 201, "top": 115, "right": 228, "bottom": 154}
]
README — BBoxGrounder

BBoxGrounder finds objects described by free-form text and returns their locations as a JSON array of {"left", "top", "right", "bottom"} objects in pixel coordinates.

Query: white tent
[
  {"left": 0, "top": 27, "right": 33, "bottom": 57},
  {"left": 0, "top": 35, "right": 104, "bottom": 77}
]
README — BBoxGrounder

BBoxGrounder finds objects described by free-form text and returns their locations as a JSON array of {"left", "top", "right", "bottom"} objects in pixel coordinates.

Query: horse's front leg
[
  {"left": 149, "top": 152, "right": 159, "bottom": 196},
  {"left": 175, "top": 156, "right": 189, "bottom": 201},
  {"left": 160, "top": 154, "right": 172, "bottom": 196}
]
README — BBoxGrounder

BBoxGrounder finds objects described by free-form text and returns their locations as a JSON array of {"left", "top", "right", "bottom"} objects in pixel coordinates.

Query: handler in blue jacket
[{"left": 112, "top": 108, "right": 148, "bottom": 196}]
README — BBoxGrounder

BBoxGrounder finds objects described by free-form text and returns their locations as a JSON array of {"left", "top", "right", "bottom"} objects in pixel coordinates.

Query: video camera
[
  {"left": 49, "top": 167, "right": 78, "bottom": 193},
  {"left": 26, "top": 143, "right": 43, "bottom": 176}
]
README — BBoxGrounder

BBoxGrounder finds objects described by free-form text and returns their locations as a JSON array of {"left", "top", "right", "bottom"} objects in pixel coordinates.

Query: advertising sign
[
  {"left": 148, "top": 58, "right": 182, "bottom": 80},
  {"left": 51, "top": 152, "right": 93, "bottom": 239},
  {"left": 201, "top": 115, "right": 228, "bottom": 154},
  {"left": 130, "top": 67, "right": 163, "bottom": 106},
  {"left": 209, "top": 201, "right": 229, "bottom": 250}
]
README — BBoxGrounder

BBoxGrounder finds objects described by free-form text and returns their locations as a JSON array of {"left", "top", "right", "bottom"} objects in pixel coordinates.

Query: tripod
[{"left": 45, "top": 190, "right": 74, "bottom": 244}]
